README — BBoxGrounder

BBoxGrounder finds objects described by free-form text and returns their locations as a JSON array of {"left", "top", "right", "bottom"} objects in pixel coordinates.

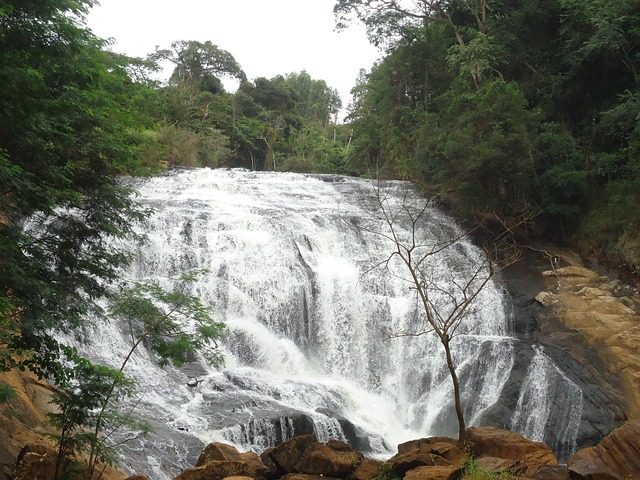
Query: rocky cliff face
[{"left": 500, "top": 248, "right": 639, "bottom": 450}]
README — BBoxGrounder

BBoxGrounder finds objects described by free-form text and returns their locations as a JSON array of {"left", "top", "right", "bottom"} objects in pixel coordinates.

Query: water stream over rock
[{"left": 61, "top": 169, "right": 582, "bottom": 479}]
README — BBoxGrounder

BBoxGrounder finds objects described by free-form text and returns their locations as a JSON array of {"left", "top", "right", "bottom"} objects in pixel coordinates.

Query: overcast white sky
[{"left": 87, "top": 0, "right": 380, "bottom": 110}]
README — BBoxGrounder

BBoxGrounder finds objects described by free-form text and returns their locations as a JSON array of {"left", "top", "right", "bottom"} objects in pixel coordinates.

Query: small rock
[{"left": 535, "top": 291, "right": 556, "bottom": 306}]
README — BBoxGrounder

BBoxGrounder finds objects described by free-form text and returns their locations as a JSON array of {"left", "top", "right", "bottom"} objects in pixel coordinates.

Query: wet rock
[
  {"left": 567, "top": 420, "right": 640, "bottom": 479},
  {"left": 125, "top": 476, "right": 151, "bottom": 480},
  {"left": 500, "top": 252, "right": 629, "bottom": 455}
]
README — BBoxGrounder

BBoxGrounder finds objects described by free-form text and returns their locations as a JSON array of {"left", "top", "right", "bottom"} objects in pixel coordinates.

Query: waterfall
[
  {"left": 511, "top": 345, "right": 583, "bottom": 461},
  {"left": 54, "top": 169, "right": 582, "bottom": 478}
]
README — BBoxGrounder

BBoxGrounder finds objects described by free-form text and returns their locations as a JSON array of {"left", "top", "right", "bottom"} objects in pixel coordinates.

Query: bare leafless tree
[{"left": 354, "top": 181, "right": 521, "bottom": 445}]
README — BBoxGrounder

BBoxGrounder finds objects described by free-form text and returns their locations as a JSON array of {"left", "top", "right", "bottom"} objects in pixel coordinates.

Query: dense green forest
[
  {"left": 334, "top": 0, "right": 640, "bottom": 270},
  {"left": 3, "top": 0, "right": 639, "bottom": 276}
]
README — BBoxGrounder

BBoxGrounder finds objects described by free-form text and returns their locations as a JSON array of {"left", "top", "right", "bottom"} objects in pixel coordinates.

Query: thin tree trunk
[{"left": 443, "top": 336, "right": 466, "bottom": 446}]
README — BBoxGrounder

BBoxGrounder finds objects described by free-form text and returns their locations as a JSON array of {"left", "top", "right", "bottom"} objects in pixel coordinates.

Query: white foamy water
[{"left": 47, "top": 169, "right": 582, "bottom": 478}]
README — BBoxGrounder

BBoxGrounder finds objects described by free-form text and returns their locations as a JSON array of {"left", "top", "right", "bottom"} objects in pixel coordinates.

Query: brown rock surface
[
  {"left": 530, "top": 465, "right": 570, "bottom": 480},
  {"left": 474, "top": 456, "right": 518, "bottom": 473},
  {"left": 403, "top": 465, "right": 462, "bottom": 480},
  {"left": 196, "top": 442, "right": 244, "bottom": 465},
  {"left": 281, "top": 475, "right": 340, "bottom": 480},
  {"left": 466, "top": 426, "right": 557, "bottom": 476},
  {"left": 265, "top": 434, "right": 318, "bottom": 474},
  {"left": 238, "top": 451, "right": 269, "bottom": 478},
  {"left": 297, "top": 440, "right": 363, "bottom": 477},
  {"left": 195, "top": 442, "right": 268, "bottom": 478},
  {"left": 567, "top": 420, "right": 640, "bottom": 479},
  {"left": 351, "top": 458, "right": 382, "bottom": 480},
  {"left": 0, "top": 370, "right": 126, "bottom": 480},
  {"left": 172, "top": 460, "right": 251, "bottom": 480},
  {"left": 389, "top": 437, "right": 467, "bottom": 476},
  {"left": 535, "top": 262, "right": 640, "bottom": 416}
]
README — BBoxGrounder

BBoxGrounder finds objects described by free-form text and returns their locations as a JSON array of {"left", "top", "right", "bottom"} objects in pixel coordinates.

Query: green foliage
[
  {"left": 416, "top": 80, "right": 536, "bottom": 213},
  {"left": 110, "top": 270, "right": 226, "bottom": 368},
  {"left": 151, "top": 40, "right": 246, "bottom": 92},
  {"left": 0, "top": 5, "right": 158, "bottom": 431},
  {"left": 336, "top": 0, "right": 640, "bottom": 269},
  {"left": 48, "top": 354, "right": 138, "bottom": 478},
  {"left": 374, "top": 463, "right": 402, "bottom": 480},
  {"left": 0, "top": 384, "right": 16, "bottom": 403},
  {"left": 461, "top": 458, "right": 517, "bottom": 479},
  {"left": 49, "top": 270, "right": 224, "bottom": 478}
]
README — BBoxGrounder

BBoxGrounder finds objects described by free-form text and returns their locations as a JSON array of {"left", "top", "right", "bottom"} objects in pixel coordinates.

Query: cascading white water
[
  {"left": 511, "top": 345, "right": 583, "bottom": 460},
  {"left": 55, "top": 169, "right": 582, "bottom": 479}
]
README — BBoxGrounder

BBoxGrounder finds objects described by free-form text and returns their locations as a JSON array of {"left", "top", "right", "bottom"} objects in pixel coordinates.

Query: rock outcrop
[
  {"left": 499, "top": 250, "right": 635, "bottom": 451},
  {"left": 466, "top": 426, "right": 558, "bottom": 477},
  {"left": 536, "top": 265, "right": 640, "bottom": 418},
  {"left": 567, "top": 420, "right": 640, "bottom": 479}
]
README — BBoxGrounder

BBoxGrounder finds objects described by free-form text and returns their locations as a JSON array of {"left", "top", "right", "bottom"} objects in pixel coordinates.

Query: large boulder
[
  {"left": 12, "top": 445, "right": 57, "bottom": 480},
  {"left": 297, "top": 439, "right": 363, "bottom": 477},
  {"left": 262, "top": 434, "right": 319, "bottom": 475},
  {"left": 567, "top": 420, "right": 640, "bottom": 479},
  {"left": 466, "top": 426, "right": 557, "bottom": 476},
  {"left": 351, "top": 458, "right": 382, "bottom": 480},
  {"left": 389, "top": 437, "right": 466, "bottom": 476},
  {"left": 195, "top": 442, "right": 268, "bottom": 478},
  {"left": 196, "top": 442, "right": 244, "bottom": 465}
]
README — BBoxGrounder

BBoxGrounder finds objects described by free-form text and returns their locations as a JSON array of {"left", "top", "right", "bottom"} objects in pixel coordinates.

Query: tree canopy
[{"left": 335, "top": 0, "right": 640, "bottom": 270}]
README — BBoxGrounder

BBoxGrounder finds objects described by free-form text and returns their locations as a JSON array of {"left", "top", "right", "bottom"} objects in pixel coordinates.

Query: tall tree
[
  {"left": 152, "top": 40, "right": 246, "bottom": 93},
  {"left": 0, "top": 0, "right": 149, "bottom": 387}
]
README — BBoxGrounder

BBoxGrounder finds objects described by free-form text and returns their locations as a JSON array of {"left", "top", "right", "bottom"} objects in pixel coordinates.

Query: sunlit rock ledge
[{"left": 534, "top": 262, "right": 640, "bottom": 418}]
